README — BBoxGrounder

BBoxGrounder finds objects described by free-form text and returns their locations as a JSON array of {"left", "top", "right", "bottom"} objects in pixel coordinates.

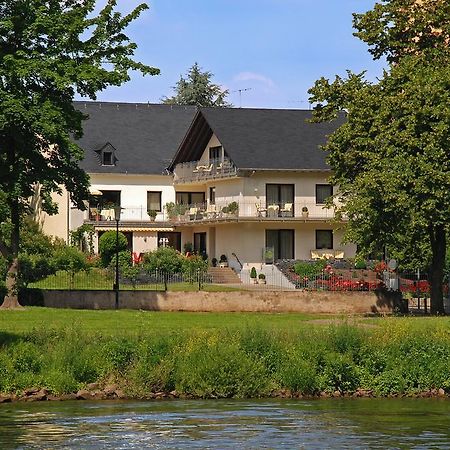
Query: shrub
[
  {"left": 250, "top": 267, "right": 257, "bottom": 279},
  {"left": 258, "top": 273, "right": 266, "bottom": 280},
  {"left": 53, "top": 246, "right": 89, "bottom": 289},
  {"left": 354, "top": 257, "right": 367, "bottom": 270},
  {"left": 18, "top": 253, "right": 56, "bottom": 287},
  {"left": 98, "top": 231, "right": 128, "bottom": 267},
  {"left": 293, "top": 260, "right": 327, "bottom": 278},
  {"left": 143, "top": 247, "right": 183, "bottom": 274},
  {"left": 182, "top": 254, "right": 208, "bottom": 283}
]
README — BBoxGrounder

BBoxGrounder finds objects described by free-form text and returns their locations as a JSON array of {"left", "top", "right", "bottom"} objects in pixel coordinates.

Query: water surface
[{"left": 0, "top": 398, "right": 449, "bottom": 449}]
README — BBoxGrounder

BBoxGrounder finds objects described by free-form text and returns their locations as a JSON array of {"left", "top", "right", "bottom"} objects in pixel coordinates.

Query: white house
[{"left": 42, "top": 102, "right": 356, "bottom": 266}]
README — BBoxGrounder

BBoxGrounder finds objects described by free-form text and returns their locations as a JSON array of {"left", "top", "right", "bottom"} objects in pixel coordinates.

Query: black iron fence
[{"left": 28, "top": 268, "right": 212, "bottom": 291}]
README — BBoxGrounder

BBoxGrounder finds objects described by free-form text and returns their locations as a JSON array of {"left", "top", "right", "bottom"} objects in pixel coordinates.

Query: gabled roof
[
  {"left": 169, "top": 108, "right": 345, "bottom": 171},
  {"left": 74, "top": 102, "right": 197, "bottom": 175}
]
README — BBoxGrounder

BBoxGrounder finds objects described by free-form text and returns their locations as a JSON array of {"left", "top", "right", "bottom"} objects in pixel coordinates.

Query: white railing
[
  {"left": 87, "top": 201, "right": 336, "bottom": 223},
  {"left": 173, "top": 157, "right": 238, "bottom": 183}
]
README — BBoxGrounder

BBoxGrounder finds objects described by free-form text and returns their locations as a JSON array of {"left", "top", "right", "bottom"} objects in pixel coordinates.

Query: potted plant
[
  {"left": 147, "top": 209, "right": 157, "bottom": 221},
  {"left": 164, "top": 202, "right": 176, "bottom": 221},
  {"left": 227, "top": 201, "right": 239, "bottom": 216},
  {"left": 219, "top": 254, "right": 228, "bottom": 268},
  {"left": 211, "top": 257, "right": 218, "bottom": 267},
  {"left": 302, "top": 206, "right": 309, "bottom": 218},
  {"left": 250, "top": 266, "right": 258, "bottom": 283},
  {"left": 264, "top": 248, "right": 274, "bottom": 264},
  {"left": 258, "top": 273, "right": 266, "bottom": 284}
]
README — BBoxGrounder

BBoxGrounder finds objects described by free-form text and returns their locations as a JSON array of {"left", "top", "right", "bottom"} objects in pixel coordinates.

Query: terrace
[
  {"left": 173, "top": 157, "right": 238, "bottom": 184},
  {"left": 85, "top": 200, "right": 336, "bottom": 225}
]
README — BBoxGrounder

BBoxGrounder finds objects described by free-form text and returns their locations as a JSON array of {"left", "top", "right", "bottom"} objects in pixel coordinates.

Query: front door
[
  {"left": 265, "top": 229, "right": 294, "bottom": 260},
  {"left": 194, "top": 232, "right": 207, "bottom": 257}
]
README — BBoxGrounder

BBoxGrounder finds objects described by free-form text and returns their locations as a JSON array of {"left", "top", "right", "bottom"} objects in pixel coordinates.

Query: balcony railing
[
  {"left": 173, "top": 158, "right": 238, "bottom": 184},
  {"left": 86, "top": 201, "right": 336, "bottom": 224}
]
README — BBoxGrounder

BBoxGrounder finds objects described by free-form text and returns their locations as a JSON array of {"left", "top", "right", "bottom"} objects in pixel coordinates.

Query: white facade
[{"left": 43, "top": 131, "right": 356, "bottom": 265}]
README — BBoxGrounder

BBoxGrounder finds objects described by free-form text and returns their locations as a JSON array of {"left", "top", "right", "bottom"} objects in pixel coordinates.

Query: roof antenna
[
  {"left": 232, "top": 88, "right": 252, "bottom": 108},
  {"left": 288, "top": 100, "right": 312, "bottom": 110}
]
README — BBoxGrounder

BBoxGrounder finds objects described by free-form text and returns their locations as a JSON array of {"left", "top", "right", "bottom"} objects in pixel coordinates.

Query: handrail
[{"left": 231, "top": 252, "right": 243, "bottom": 270}]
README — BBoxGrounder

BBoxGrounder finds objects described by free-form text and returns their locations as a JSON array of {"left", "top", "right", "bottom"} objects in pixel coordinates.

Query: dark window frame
[
  {"left": 209, "top": 145, "right": 222, "bottom": 161},
  {"left": 147, "top": 191, "right": 162, "bottom": 212},
  {"left": 316, "top": 184, "right": 333, "bottom": 205},
  {"left": 102, "top": 150, "right": 114, "bottom": 166},
  {"left": 176, "top": 192, "right": 206, "bottom": 205},
  {"left": 315, "top": 229, "right": 333, "bottom": 250},
  {"left": 209, "top": 187, "right": 216, "bottom": 204},
  {"left": 265, "top": 229, "right": 295, "bottom": 260}
]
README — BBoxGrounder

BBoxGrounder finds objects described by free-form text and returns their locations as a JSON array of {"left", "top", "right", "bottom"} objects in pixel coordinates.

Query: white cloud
[{"left": 233, "top": 72, "right": 276, "bottom": 89}]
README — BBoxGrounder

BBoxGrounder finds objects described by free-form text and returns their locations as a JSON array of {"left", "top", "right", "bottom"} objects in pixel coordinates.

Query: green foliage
[
  {"left": 352, "top": 0, "right": 450, "bottom": 64},
  {"left": 182, "top": 255, "right": 208, "bottom": 283},
  {"left": 53, "top": 246, "right": 89, "bottom": 289},
  {"left": 354, "top": 257, "right": 367, "bottom": 270},
  {"left": 98, "top": 231, "right": 128, "bottom": 267},
  {"left": 18, "top": 253, "right": 56, "bottom": 287},
  {"left": 162, "top": 62, "right": 231, "bottom": 107},
  {"left": 0, "top": 0, "right": 158, "bottom": 304},
  {"left": 250, "top": 267, "right": 257, "bottom": 279},
  {"left": 70, "top": 224, "right": 95, "bottom": 254},
  {"left": 143, "top": 247, "right": 183, "bottom": 274},
  {"left": 293, "top": 260, "right": 327, "bottom": 278},
  {"left": 309, "top": 1, "right": 450, "bottom": 313},
  {"left": 0, "top": 320, "right": 450, "bottom": 398}
]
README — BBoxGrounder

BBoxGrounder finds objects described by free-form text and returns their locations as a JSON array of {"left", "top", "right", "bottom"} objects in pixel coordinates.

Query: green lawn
[
  {"left": 0, "top": 307, "right": 332, "bottom": 335},
  {"left": 28, "top": 270, "right": 242, "bottom": 292}
]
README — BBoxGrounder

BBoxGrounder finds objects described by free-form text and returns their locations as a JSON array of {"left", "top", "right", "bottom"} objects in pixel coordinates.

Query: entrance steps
[{"left": 208, "top": 267, "right": 242, "bottom": 284}]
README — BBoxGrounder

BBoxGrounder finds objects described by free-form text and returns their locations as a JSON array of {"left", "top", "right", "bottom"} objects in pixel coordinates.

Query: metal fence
[{"left": 28, "top": 268, "right": 212, "bottom": 291}]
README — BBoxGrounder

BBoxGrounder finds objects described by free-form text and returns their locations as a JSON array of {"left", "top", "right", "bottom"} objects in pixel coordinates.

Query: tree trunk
[
  {"left": 429, "top": 224, "right": 446, "bottom": 315},
  {"left": 1, "top": 199, "right": 22, "bottom": 309},
  {"left": 1, "top": 258, "right": 22, "bottom": 309}
]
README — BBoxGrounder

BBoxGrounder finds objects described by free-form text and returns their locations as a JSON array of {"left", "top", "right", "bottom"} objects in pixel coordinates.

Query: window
[
  {"left": 102, "top": 151, "right": 113, "bottom": 166},
  {"left": 99, "top": 190, "right": 121, "bottom": 208},
  {"left": 209, "top": 187, "right": 216, "bottom": 204},
  {"left": 266, "top": 184, "right": 294, "bottom": 217},
  {"left": 176, "top": 192, "right": 205, "bottom": 205},
  {"left": 209, "top": 146, "right": 222, "bottom": 161},
  {"left": 157, "top": 232, "right": 181, "bottom": 251},
  {"left": 316, "top": 184, "right": 333, "bottom": 204},
  {"left": 316, "top": 230, "right": 333, "bottom": 249},
  {"left": 266, "top": 229, "right": 295, "bottom": 260},
  {"left": 147, "top": 191, "right": 162, "bottom": 212}
]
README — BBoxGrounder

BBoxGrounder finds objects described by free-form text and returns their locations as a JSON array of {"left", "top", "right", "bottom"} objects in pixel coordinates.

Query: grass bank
[{"left": 0, "top": 309, "right": 450, "bottom": 399}]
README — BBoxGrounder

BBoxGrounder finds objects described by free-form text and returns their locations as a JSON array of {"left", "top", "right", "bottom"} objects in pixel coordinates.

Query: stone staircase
[{"left": 208, "top": 267, "right": 242, "bottom": 284}]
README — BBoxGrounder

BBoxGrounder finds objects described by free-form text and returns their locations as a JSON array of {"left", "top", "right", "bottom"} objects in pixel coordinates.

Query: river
[{"left": 0, "top": 398, "right": 449, "bottom": 448}]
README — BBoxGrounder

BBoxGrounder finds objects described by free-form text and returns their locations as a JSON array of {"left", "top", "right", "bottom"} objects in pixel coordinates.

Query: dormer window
[
  {"left": 95, "top": 142, "right": 117, "bottom": 167},
  {"left": 102, "top": 151, "right": 113, "bottom": 166}
]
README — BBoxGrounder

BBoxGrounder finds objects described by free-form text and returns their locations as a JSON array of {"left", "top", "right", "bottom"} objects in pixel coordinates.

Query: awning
[
  {"left": 95, "top": 227, "right": 175, "bottom": 232},
  {"left": 89, "top": 188, "right": 103, "bottom": 196}
]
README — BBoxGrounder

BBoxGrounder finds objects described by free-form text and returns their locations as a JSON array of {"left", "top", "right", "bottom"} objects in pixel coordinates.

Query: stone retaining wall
[{"left": 30, "top": 289, "right": 397, "bottom": 314}]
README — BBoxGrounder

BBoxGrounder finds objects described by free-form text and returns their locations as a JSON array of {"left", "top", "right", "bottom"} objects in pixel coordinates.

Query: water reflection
[{"left": 0, "top": 398, "right": 449, "bottom": 449}]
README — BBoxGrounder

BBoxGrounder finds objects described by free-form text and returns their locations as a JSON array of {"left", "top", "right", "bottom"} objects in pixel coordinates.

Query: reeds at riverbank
[{"left": 0, "top": 318, "right": 449, "bottom": 401}]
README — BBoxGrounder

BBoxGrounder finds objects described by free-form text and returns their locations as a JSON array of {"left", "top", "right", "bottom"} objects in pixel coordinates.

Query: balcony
[
  {"left": 86, "top": 201, "right": 337, "bottom": 226},
  {"left": 173, "top": 158, "right": 238, "bottom": 184}
]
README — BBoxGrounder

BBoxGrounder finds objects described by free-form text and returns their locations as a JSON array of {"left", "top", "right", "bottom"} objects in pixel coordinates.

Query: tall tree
[
  {"left": 162, "top": 62, "right": 231, "bottom": 107},
  {"left": 309, "top": 0, "right": 450, "bottom": 314},
  {"left": 0, "top": 0, "right": 159, "bottom": 308}
]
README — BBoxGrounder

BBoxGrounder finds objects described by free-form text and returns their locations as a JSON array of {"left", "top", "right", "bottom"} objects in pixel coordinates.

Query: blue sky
[{"left": 90, "top": 0, "right": 386, "bottom": 109}]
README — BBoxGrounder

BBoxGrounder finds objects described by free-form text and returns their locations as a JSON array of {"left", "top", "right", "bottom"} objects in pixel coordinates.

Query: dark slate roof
[
  {"left": 170, "top": 108, "right": 345, "bottom": 171},
  {"left": 74, "top": 102, "right": 197, "bottom": 174}
]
